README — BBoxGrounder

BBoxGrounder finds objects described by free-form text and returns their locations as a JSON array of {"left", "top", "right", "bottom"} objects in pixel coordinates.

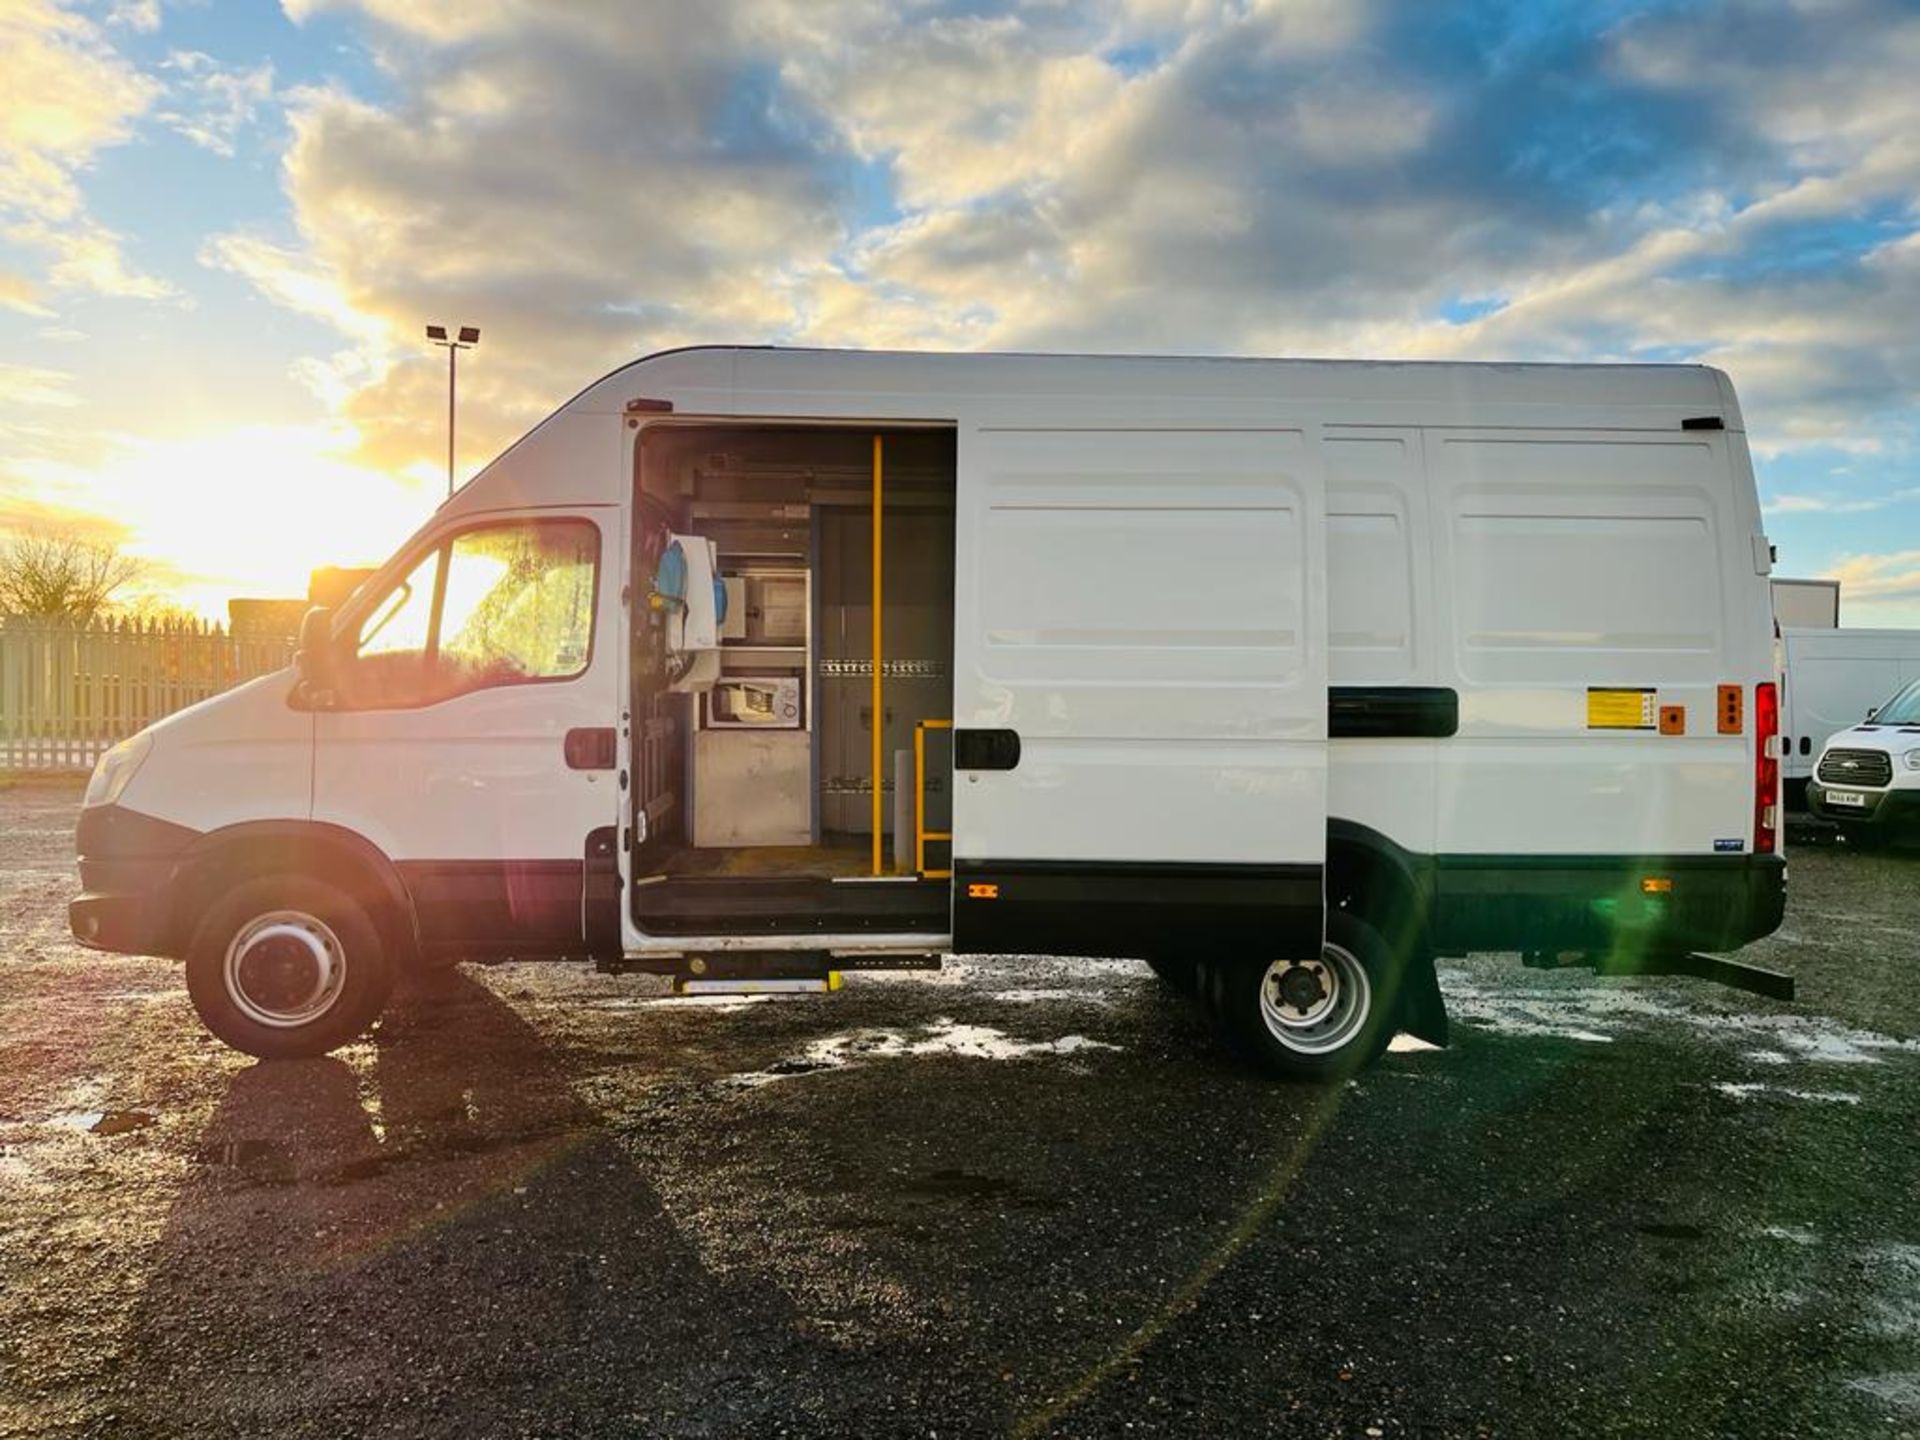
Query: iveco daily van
[{"left": 71, "top": 348, "right": 1789, "bottom": 1078}]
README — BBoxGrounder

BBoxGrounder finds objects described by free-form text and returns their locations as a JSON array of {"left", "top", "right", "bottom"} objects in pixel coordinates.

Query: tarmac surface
[{"left": 3, "top": 778, "right": 1918, "bottom": 1438}]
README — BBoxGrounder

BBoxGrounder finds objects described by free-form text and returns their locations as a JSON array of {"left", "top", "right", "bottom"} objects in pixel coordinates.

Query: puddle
[
  {"left": 731, "top": 1018, "right": 1120, "bottom": 1086},
  {"left": 589, "top": 994, "right": 781, "bottom": 1012},
  {"left": 989, "top": 988, "right": 1107, "bottom": 1004},
  {"left": 89, "top": 1110, "right": 156, "bottom": 1136},
  {"left": 1850, "top": 1374, "right": 1920, "bottom": 1412},
  {"left": 1711, "top": 1082, "right": 1861, "bottom": 1105},
  {"left": 43, "top": 1109, "right": 156, "bottom": 1135},
  {"left": 1440, "top": 970, "right": 1920, "bottom": 1063},
  {"left": 1387, "top": 1034, "right": 1442, "bottom": 1054}
]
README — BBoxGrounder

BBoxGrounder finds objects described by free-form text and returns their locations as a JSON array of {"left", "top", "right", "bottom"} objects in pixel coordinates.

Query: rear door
[{"left": 949, "top": 426, "right": 1327, "bottom": 959}]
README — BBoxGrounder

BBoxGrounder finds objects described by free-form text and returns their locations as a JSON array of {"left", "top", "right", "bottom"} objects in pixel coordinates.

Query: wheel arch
[
  {"left": 1325, "top": 819, "right": 1447, "bottom": 1045},
  {"left": 165, "top": 820, "right": 420, "bottom": 967}
]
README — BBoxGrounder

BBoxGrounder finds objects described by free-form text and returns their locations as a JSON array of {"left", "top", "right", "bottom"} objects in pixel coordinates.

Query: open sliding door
[{"left": 949, "top": 426, "right": 1327, "bottom": 960}]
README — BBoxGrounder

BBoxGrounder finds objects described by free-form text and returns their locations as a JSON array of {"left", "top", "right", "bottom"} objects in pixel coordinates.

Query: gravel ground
[{"left": 2, "top": 779, "right": 1918, "bottom": 1439}]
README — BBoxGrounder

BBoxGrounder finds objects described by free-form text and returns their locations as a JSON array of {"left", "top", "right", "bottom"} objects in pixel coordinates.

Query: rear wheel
[
  {"left": 185, "top": 876, "right": 393, "bottom": 1060},
  {"left": 1199, "top": 909, "right": 1400, "bottom": 1080}
]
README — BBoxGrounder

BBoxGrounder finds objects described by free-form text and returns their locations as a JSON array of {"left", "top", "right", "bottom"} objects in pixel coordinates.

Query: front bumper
[
  {"left": 1807, "top": 781, "right": 1920, "bottom": 832},
  {"left": 69, "top": 804, "right": 199, "bottom": 956}
]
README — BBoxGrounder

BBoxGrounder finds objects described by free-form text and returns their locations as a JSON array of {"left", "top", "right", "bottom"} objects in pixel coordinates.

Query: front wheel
[
  {"left": 1199, "top": 910, "right": 1401, "bottom": 1080},
  {"left": 185, "top": 876, "right": 393, "bottom": 1060}
]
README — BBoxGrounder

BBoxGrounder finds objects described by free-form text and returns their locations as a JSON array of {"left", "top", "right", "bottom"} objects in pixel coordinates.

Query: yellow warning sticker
[{"left": 1587, "top": 688, "right": 1657, "bottom": 730}]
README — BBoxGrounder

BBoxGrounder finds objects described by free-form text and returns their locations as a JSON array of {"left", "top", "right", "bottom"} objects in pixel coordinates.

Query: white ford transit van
[
  {"left": 72, "top": 348, "right": 1788, "bottom": 1078},
  {"left": 1806, "top": 677, "right": 1920, "bottom": 845}
]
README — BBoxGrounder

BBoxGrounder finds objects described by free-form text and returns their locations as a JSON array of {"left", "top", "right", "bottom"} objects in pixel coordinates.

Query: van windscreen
[{"left": 1873, "top": 679, "right": 1920, "bottom": 725}]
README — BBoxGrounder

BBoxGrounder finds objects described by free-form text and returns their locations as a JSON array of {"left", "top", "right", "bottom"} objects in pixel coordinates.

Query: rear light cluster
[{"left": 1755, "top": 680, "right": 1779, "bottom": 854}]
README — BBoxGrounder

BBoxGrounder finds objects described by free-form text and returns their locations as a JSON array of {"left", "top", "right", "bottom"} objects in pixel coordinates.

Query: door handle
[
  {"left": 564, "top": 727, "right": 617, "bottom": 770},
  {"left": 954, "top": 728, "right": 1020, "bottom": 771}
]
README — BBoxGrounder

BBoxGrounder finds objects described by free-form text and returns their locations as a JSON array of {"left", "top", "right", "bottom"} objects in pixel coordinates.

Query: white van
[
  {"left": 71, "top": 348, "right": 1788, "bottom": 1078},
  {"left": 1781, "top": 628, "right": 1920, "bottom": 803},
  {"left": 1806, "top": 677, "right": 1920, "bottom": 844}
]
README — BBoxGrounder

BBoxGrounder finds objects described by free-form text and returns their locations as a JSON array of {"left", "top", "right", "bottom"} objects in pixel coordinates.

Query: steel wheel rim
[
  {"left": 1257, "top": 942, "right": 1371, "bottom": 1055},
  {"left": 224, "top": 911, "right": 346, "bottom": 1028}
]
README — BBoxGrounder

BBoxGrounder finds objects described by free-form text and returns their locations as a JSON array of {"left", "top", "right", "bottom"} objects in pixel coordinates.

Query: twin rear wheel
[
  {"left": 1153, "top": 910, "right": 1402, "bottom": 1079},
  {"left": 185, "top": 876, "right": 393, "bottom": 1060}
]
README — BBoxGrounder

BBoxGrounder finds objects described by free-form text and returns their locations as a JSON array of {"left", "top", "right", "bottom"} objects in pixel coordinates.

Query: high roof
[{"left": 562, "top": 344, "right": 1742, "bottom": 432}]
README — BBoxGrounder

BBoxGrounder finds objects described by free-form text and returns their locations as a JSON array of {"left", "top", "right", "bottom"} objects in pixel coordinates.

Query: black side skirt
[{"left": 951, "top": 860, "right": 1323, "bottom": 961}]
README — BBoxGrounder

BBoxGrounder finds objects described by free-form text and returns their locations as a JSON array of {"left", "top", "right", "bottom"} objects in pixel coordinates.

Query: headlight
[
  {"left": 83, "top": 732, "right": 152, "bottom": 809},
  {"left": 1904, "top": 750, "right": 1920, "bottom": 772}
]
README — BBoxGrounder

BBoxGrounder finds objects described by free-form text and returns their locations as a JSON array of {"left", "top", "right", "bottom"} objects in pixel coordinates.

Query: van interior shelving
[{"left": 629, "top": 423, "right": 957, "bottom": 935}]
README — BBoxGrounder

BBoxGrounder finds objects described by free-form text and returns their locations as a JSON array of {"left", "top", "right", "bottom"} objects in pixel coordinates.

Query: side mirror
[
  {"left": 1867, "top": 706, "right": 1880, "bottom": 722},
  {"left": 295, "top": 605, "right": 340, "bottom": 705}
]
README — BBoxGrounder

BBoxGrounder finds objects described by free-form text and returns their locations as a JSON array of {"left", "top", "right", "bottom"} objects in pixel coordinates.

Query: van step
[{"left": 676, "top": 974, "right": 842, "bottom": 996}]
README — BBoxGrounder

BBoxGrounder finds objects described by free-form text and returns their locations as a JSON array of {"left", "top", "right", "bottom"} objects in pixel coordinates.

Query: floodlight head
[
  {"left": 425, "top": 324, "right": 448, "bottom": 341},
  {"left": 457, "top": 326, "right": 480, "bottom": 345}
]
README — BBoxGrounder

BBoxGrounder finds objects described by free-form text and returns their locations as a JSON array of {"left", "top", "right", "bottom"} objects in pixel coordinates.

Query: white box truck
[{"left": 71, "top": 348, "right": 1788, "bottom": 1078}]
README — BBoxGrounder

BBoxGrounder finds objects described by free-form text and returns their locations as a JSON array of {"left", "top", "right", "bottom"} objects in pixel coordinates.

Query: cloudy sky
[{"left": 2, "top": 0, "right": 1919, "bottom": 619}]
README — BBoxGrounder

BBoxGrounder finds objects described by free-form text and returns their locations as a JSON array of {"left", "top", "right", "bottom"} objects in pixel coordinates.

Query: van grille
[{"left": 1818, "top": 748, "right": 1892, "bottom": 788}]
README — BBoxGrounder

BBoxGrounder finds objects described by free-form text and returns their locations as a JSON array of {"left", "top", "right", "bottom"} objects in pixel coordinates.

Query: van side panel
[
  {"left": 951, "top": 426, "right": 1327, "bottom": 869},
  {"left": 1427, "top": 430, "right": 1756, "bottom": 857}
]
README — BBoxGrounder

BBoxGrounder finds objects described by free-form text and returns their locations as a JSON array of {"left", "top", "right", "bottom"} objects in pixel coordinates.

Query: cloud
[
  {"left": 0, "top": 363, "right": 79, "bottom": 408},
  {"left": 1828, "top": 548, "right": 1920, "bottom": 604},
  {"left": 0, "top": 0, "right": 174, "bottom": 300},
  {"left": 157, "top": 50, "right": 276, "bottom": 158},
  {"left": 203, "top": 0, "right": 1918, "bottom": 495},
  {"left": 1764, "top": 489, "right": 1920, "bottom": 516},
  {"left": 0, "top": 268, "right": 51, "bottom": 315}
]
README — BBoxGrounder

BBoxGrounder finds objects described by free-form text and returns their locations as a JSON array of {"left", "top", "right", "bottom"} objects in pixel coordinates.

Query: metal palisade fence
[{"left": 0, "top": 614, "right": 296, "bottom": 772}]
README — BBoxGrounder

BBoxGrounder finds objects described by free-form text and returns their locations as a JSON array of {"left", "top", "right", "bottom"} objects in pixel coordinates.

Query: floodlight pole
[
  {"left": 426, "top": 324, "right": 479, "bottom": 499},
  {"left": 446, "top": 343, "right": 456, "bottom": 498}
]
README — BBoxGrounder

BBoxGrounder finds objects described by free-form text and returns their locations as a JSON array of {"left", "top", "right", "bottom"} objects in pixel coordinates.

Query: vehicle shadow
[{"left": 102, "top": 971, "right": 845, "bottom": 1439}]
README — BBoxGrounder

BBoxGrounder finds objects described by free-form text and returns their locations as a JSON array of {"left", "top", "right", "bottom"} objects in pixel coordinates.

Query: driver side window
[{"left": 343, "top": 519, "right": 599, "bottom": 708}]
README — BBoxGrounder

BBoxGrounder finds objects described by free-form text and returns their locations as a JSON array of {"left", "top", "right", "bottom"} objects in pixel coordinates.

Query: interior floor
[{"left": 658, "top": 841, "right": 876, "bottom": 880}]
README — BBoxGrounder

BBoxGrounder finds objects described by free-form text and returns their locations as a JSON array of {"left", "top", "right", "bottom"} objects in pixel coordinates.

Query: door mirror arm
[{"left": 294, "top": 605, "right": 342, "bottom": 709}]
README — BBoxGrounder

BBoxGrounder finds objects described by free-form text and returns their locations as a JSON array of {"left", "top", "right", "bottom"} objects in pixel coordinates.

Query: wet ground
[{"left": 3, "top": 779, "right": 1919, "bottom": 1438}]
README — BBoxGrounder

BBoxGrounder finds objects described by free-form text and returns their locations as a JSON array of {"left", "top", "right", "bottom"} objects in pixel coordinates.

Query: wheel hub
[
  {"left": 224, "top": 912, "right": 346, "bottom": 1028},
  {"left": 1269, "top": 959, "right": 1333, "bottom": 1021},
  {"left": 1255, "top": 944, "right": 1373, "bottom": 1056}
]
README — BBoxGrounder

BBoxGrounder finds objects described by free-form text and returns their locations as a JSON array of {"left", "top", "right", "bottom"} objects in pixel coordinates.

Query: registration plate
[{"left": 1826, "top": 789, "right": 1867, "bottom": 809}]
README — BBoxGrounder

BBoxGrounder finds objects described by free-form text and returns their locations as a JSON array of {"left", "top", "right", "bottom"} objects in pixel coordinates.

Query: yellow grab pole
[
  {"left": 914, "top": 721, "right": 926, "bottom": 876},
  {"left": 871, "top": 433, "right": 885, "bottom": 875}
]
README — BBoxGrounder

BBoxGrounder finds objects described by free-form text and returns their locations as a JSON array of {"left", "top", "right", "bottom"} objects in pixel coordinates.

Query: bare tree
[{"left": 0, "top": 528, "right": 146, "bottom": 621}]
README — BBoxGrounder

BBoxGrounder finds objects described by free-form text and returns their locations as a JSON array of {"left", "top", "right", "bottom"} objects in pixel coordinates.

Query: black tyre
[
  {"left": 1199, "top": 909, "right": 1401, "bottom": 1081},
  {"left": 185, "top": 875, "right": 394, "bottom": 1060},
  {"left": 1145, "top": 956, "right": 1200, "bottom": 997}
]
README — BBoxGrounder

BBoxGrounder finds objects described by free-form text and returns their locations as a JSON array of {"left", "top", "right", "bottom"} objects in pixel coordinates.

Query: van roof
[{"left": 562, "top": 343, "right": 1742, "bottom": 430}]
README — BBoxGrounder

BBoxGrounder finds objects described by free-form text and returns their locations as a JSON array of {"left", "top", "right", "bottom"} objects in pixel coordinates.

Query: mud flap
[{"left": 1399, "top": 956, "right": 1449, "bottom": 1046}]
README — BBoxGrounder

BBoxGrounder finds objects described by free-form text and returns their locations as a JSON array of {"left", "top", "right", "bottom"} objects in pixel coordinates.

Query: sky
[{"left": 2, "top": 0, "right": 1919, "bottom": 621}]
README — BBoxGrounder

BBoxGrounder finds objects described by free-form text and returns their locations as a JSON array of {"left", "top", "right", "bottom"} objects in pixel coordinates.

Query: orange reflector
[
  {"left": 1641, "top": 877, "right": 1673, "bottom": 895},
  {"left": 1718, "top": 684, "right": 1743, "bottom": 734},
  {"left": 967, "top": 883, "right": 999, "bottom": 900},
  {"left": 1659, "top": 705, "right": 1685, "bottom": 736}
]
